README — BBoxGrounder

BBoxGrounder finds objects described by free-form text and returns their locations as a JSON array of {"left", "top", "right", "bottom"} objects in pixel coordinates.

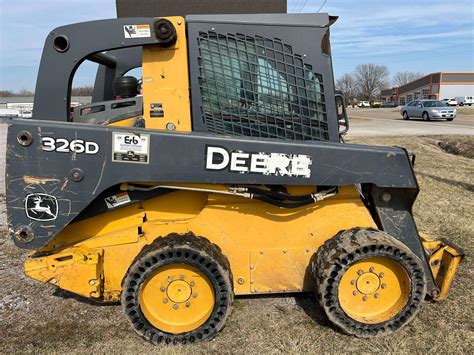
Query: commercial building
[{"left": 381, "top": 72, "right": 474, "bottom": 105}]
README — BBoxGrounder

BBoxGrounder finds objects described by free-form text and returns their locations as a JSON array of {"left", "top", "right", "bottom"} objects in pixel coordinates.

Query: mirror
[{"left": 336, "top": 95, "right": 345, "bottom": 119}]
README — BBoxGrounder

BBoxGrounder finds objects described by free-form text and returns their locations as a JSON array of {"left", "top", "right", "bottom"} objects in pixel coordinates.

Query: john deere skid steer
[{"left": 3, "top": 12, "right": 463, "bottom": 344}]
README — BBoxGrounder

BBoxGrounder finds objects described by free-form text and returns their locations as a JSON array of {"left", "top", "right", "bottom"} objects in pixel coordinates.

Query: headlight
[{"left": 431, "top": 109, "right": 439, "bottom": 113}]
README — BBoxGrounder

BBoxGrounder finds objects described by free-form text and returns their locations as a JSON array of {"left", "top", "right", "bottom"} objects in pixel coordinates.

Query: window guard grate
[{"left": 197, "top": 32, "right": 329, "bottom": 141}]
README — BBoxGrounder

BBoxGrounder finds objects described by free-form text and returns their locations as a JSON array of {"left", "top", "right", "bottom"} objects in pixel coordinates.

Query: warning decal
[
  {"left": 105, "top": 192, "right": 131, "bottom": 209},
  {"left": 112, "top": 132, "right": 150, "bottom": 164},
  {"left": 123, "top": 24, "right": 151, "bottom": 38}
]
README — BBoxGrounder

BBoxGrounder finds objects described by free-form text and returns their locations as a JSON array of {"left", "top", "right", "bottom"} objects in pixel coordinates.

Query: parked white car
[
  {"left": 441, "top": 98, "right": 458, "bottom": 106},
  {"left": 0, "top": 108, "right": 20, "bottom": 118},
  {"left": 357, "top": 101, "right": 370, "bottom": 108},
  {"left": 455, "top": 96, "right": 473, "bottom": 106}
]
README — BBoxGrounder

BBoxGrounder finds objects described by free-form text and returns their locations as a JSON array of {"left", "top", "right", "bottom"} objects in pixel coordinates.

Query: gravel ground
[{"left": 0, "top": 135, "right": 473, "bottom": 353}]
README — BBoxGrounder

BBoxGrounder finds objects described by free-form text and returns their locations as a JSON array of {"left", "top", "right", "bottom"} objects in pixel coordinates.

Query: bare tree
[
  {"left": 336, "top": 73, "right": 359, "bottom": 107},
  {"left": 392, "top": 71, "right": 424, "bottom": 87},
  {"left": 0, "top": 89, "right": 33, "bottom": 97},
  {"left": 354, "top": 64, "right": 390, "bottom": 100},
  {"left": 0, "top": 90, "right": 15, "bottom": 97},
  {"left": 71, "top": 86, "right": 94, "bottom": 96},
  {"left": 18, "top": 89, "right": 34, "bottom": 97}
]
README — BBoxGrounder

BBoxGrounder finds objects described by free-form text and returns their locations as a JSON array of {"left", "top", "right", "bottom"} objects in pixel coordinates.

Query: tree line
[
  {"left": 336, "top": 65, "right": 423, "bottom": 105},
  {"left": 0, "top": 86, "right": 94, "bottom": 97}
]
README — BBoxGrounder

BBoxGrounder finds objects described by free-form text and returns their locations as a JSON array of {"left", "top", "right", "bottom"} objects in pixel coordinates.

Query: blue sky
[{"left": 0, "top": 0, "right": 473, "bottom": 91}]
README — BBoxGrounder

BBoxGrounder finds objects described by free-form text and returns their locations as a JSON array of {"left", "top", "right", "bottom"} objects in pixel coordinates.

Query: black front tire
[
  {"left": 402, "top": 112, "right": 409, "bottom": 120},
  {"left": 422, "top": 112, "right": 430, "bottom": 121},
  {"left": 312, "top": 228, "right": 427, "bottom": 337}
]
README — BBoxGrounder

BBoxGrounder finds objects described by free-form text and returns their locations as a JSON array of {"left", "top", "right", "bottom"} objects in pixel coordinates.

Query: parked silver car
[{"left": 400, "top": 100, "right": 456, "bottom": 121}]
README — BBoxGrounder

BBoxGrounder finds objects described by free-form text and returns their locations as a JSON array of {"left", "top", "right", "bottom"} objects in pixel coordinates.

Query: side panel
[
  {"left": 5, "top": 120, "right": 418, "bottom": 250},
  {"left": 25, "top": 186, "right": 378, "bottom": 298}
]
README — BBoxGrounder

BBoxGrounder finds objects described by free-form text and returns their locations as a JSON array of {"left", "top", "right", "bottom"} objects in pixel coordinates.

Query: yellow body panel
[
  {"left": 142, "top": 17, "right": 192, "bottom": 132},
  {"left": 26, "top": 185, "right": 378, "bottom": 300}
]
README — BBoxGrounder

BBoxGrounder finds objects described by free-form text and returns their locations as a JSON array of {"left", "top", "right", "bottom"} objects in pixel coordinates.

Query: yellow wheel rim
[
  {"left": 338, "top": 257, "right": 411, "bottom": 324},
  {"left": 139, "top": 264, "right": 215, "bottom": 334}
]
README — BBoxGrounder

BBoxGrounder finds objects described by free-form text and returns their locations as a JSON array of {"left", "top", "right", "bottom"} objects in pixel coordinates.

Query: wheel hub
[
  {"left": 139, "top": 264, "right": 215, "bottom": 334},
  {"left": 356, "top": 272, "right": 380, "bottom": 294},
  {"left": 167, "top": 280, "right": 192, "bottom": 303},
  {"left": 338, "top": 256, "right": 411, "bottom": 324}
]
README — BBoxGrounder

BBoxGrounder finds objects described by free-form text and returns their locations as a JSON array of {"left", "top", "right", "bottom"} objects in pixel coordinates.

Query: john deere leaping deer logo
[{"left": 25, "top": 194, "right": 58, "bottom": 221}]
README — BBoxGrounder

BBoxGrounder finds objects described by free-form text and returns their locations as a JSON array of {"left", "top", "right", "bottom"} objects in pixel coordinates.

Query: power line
[
  {"left": 292, "top": 0, "right": 304, "bottom": 13},
  {"left": 317, "top": 0, "right": 328, "bottom": 13},
  {"left": 297, "top": 0, "right": 308, "bottom": 13}
]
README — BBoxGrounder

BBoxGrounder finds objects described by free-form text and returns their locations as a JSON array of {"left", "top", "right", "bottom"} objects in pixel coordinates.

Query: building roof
[{"left": 381, "top": 72, "right": 474, "bottom": 98}]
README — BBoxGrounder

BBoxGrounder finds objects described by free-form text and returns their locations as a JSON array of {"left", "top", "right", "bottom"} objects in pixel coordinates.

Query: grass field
[{"left": 0, "top": 135, "right": 472, "bottom": 353}]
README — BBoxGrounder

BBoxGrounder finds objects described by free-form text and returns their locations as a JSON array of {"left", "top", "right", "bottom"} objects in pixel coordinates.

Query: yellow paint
[
  {"left": 24, "top": 247, "right": 103, "bottom": 299},
  {"left": 26, "top": 185, "right": 377, "bottom": 301},
  {"left": 338, "top": 257, "right": 410, "bottom": 324},
  {"left": 139, "top": 264, "right": 214, "bottom": 334},
  {"left": 142, "top": 17, "right": 191, "bottom": 131},
  {"left": 419, "top": 233, "right": 464, "bottom": 300}
]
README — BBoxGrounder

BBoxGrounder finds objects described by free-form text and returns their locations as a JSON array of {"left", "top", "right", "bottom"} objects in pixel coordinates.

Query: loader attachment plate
[{"left": 420, "top": 234, "right": 464, "bottom": 300}]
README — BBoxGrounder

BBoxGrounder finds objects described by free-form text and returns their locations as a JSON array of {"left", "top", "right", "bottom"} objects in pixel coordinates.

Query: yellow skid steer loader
[{"left": 3, "top": 9, "right": 463, "bottom": 345}]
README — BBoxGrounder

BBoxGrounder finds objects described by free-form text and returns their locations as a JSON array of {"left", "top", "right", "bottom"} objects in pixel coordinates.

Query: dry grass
[
  {"left": 0, "top": 135, "right": 473, "bottom": 353},
  {"left": 457, "top": 106, "right": 474, "bottom": 116}
]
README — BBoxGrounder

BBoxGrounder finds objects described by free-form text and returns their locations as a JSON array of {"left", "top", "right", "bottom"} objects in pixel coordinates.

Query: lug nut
[
  {"left": 167, "top": 276, "right": 173, "bottom": 283},
  {"left": 379, "top": 272, "right": 384, "bottom": 278},
  {"left": 160, "top": 286, "right": 166, "bottom": 292},
  {"left": 358, "top": 270, "right": 364, "bottom": 275},
  {"left": 381, "top": 284, "right": 387, "bottom": 289},
  {"left": 173, "top": 304, "right": 179, "bottom": 310},
  {"left": 192, "top": 293, "right": 198, "bottom": 298},
  {"left": 353, "top": 290, "right": 358, "bottom": 296},
  {"left": 362, "top": 295, "right": 368, "bottom": 301},
  {"left": 369, "top": 267, "right": 375, "bottom": 273},
  {"left": 374, "top": 293, "right": 379, "bottom": 299},
  {"left": 351, "top": 279, "right": 356, "bottom": 285},
  {"left": 190, "top": 281, "right": 195, "bottom": 287},
  {"left": 179, "top": 275, "right": 185, "bottom": 280},
  {"left": 163, "top": 298, "right": 168, "bottom": 304},
  {"left": 185, "top": 302, "right": 190, "bottom": 307}
]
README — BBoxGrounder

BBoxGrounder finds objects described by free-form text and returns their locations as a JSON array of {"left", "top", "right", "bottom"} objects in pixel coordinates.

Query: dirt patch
[
  {"left": 0, "top": 135, "right": 473, "bottom": 353},
  {"left": 437, "top": 138, "right": 474, "bottom": 159}
]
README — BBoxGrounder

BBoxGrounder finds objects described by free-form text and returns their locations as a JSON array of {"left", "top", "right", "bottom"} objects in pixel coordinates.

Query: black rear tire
[
  {"left": 402, "top": 111, "right": 409, "bottom": 120},
  {"left": 422, "top": 112, "right": 430, "bottom": 121},
  {"left": 122, "top": 233, "right": 233, "bottom": 345}
]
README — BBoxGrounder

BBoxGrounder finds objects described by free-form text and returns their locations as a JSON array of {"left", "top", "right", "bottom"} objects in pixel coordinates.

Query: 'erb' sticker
[{"left": 112, "top": 132, "right": 150, "bottom": 164}]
